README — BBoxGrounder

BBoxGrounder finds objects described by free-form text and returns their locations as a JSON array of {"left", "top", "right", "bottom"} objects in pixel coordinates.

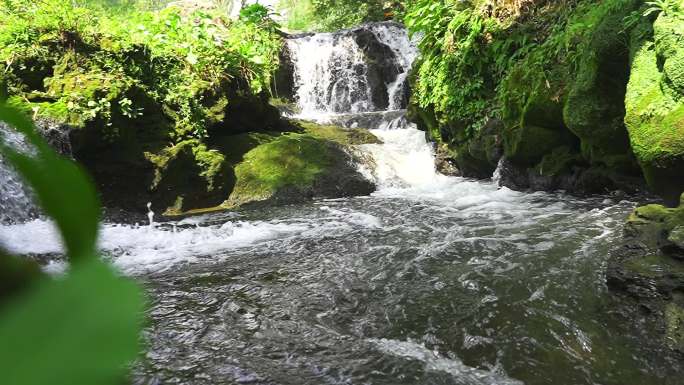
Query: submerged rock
[{"left": 608, "top": 193, "right": 684, "bottom": 352}]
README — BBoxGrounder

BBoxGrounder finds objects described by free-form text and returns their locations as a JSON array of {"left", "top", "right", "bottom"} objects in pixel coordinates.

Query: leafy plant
[
  {"left": 240, "top": 3, "right": 276, "bottom": 26},
  {"left": 0, "top": 98, "right": 144, "bottom": 384},
  {"left": 643, "top": 0, "right": 683, "bottom": 17},
  {"left": 0, "top": 0, "right": 281, "bottom": 139},
  {"left": 278, "top": 0, "right": 390, "bottom": 31}
]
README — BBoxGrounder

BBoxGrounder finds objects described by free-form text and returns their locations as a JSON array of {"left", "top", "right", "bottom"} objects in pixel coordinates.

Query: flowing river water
[{"left": 1, "top": 22, "right": 683, "bottom": 385}]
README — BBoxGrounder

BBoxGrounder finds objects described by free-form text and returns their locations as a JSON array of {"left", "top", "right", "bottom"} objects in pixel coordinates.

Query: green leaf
[
  {"left": 0, "top": 259, "right": 144, "bottom": 385},
  {"left": 186, "top": 51, "right": 198, "bottom": 65},
  {"left": 0, "top": 103, "right": 100, "bottom": 261}
]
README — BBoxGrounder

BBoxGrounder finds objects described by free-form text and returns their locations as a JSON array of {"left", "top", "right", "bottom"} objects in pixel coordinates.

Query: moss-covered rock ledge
[
  {"left": 406, "top": 0, "right": 683, "bottom": 202},
  {"left": 93, "top": 118, "right": 378, "bottom": 217},
  {"left": 168, "top": 121, "right": 379, "bottom": 216},
  {"left": 608, "top": 194, "right": 684, "bottom": 352},
  {"left": 225, "top": 127, "right": 377, "bottom": 210}
]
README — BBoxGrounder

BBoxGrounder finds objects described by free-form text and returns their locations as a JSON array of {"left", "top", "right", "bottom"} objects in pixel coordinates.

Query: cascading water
[
  {"left": 287, "top": 22, "right": 445, "bottom": 189},
  {"left": 288, "top": 22, "right": 417, "bottom": 116},
  {"left": 0, "top": 123, "right": 38, "bottom": 224},
  {"left": 0, "top": 22, "right": 681, "bottom": 385}
]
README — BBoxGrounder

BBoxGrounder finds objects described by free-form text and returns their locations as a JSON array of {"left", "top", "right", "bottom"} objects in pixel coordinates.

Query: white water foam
[
  {"left": 0, "top": 205, "right": 385, "bottom": 274},
  {"left": 288, "top": 33, "right": 374, "bottom": 116},
  {"left": 369, "top": 338, "right": 523, "bottom": 385}
]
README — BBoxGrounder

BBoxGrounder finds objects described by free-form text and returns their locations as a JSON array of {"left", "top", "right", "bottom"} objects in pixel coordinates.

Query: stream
[{"left": 1, "top": 22, "right": 683, "bottom": 385}]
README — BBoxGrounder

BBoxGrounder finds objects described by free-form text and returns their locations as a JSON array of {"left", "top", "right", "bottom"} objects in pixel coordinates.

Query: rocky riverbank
[
  {"left": 608, "top": 193, "right": 684, "bottom": 353},
  {"left": 408, "top": 0, "right": 683, "bottom": 206}
]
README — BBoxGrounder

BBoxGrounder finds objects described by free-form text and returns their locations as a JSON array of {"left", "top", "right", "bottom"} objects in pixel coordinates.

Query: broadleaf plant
[{"left": 0, "top": 98, "right": 145, "bottom": 385}]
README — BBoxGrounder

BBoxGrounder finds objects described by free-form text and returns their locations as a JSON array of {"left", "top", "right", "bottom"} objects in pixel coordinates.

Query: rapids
[{"left": 1, "top": 22, "right": 682, "bottom": 385}]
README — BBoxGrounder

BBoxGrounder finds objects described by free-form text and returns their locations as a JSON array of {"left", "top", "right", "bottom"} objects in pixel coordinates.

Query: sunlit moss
[{"left": 227, "top": 134, "right": 334, "bottom": 206}]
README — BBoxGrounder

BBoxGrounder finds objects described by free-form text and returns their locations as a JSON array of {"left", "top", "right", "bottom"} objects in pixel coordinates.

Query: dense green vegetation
[
  {"left": 0, "top": 0, "right": 298, "bottom": 214},
  {"left": 0, "top": 0, "right": 280, "bottom": 139},
  {"left": 278, "top": 0, "right": 405, "bottom": 31},
  {"left": 405, "top": 0, "right": 684, "bottom": 202}
]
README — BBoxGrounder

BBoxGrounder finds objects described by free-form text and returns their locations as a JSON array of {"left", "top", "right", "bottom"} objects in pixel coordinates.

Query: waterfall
[
  {"left": 0, "top": 123, "right": 38, "bottom": 224},
  {"left": 287, "top": 22, "right": 417, "bottom": 117},
  {"left": 287, "top": 22, "right": 445, "bottom": 189},
  {"left": 0, "top": 120, "right": 72, "bottom": 225}
]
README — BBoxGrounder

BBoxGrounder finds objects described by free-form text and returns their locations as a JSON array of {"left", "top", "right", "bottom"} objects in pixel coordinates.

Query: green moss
[
  {"left": 625, "top": 14, "right": 684, "bottom": 202},
  {"left": 633, "top": 204, "right": 674, "bottom": 222},
  {"left": 227, "top": 134, "right": 334, "bottom": 206},
  {"left": 665, "top": 303, "right": 684, "bottom": 350},
  {"left": 654, "top": 12, "right": 684, "bottom": 93},
  {"left": 625, "top": 254, "right": 684, "bottom": 278},
  {"left": 292, "top": 120, "right": 380, "bottom": 145},
  {"left": 536, "top": 146, "right": 580, "bottom": 176},
  {"left": 144, "top": 140, "right": 230, "bottom": 214},
  {"left": 627, "top": 197, "right": 684, "bottom": 251},
  {"left": 504, "top": 124, "right": 574, "bottom": 166},
  {"left": 146, "top": 140, "right": 227, "bottom": 190},
  {"left": 669, "top": 226, "right": 684, "bottom": 249}
]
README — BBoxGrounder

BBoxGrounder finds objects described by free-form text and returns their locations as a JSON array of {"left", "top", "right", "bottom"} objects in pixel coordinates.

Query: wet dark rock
[
  {"left": 435, "top": 144, "right": 461, "bottom": 177},
  {"left": 494, "top": 156, "right": 646, "bottom": 196},
  {"left": 36, "top": 119, "right": 73, "bottom": 157},
  {"left": 352, "top": 28, "right": 401, "bottom": 111},
  {"left": 272, "top": 43, "right": 296, "bottom": 102},
  {"left": 607, "top": 194, "right": 684, "bottom": 352}
]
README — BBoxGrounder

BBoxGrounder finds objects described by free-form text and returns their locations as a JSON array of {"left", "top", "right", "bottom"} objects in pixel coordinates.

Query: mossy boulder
[
  {"left": 501, "top": 64, "right": 579, "bottom": 167},
  {"left": 226, "top": 132, "right": 375, "bottom": 208},
  {"left": 669, "top": 226, "right": 684, "bottom": 250},
  {"left": 291, "top": 119, "right": 382, "bottom": 145},
  {"left": 608, "top": 193, "right": 684, "bottom": 352},
  {"left": 607, "top": 194, "right": 684, "bottom": 352},
  {"left": 665, "top": 303, "right": 684, "bottom": 351},
  {"left": 504, "top": 124, "right": 576, "bottom": 166},
  {"left": 563, "top": 0, "right": 638, "bottom": 169},
  {"left": 145, "top": 140, "right": 231, "bottom": 215},
  {"left": 624, "top": 201, "right": 684, "bottom": 250},
  {"left": 625, "top": 14, "right": 684, "bottom": 206},
  {"left": 451, "top": 118, "right": 503, "bottom": 178}
]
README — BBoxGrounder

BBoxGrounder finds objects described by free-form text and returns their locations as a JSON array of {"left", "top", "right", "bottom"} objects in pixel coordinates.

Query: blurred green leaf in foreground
[{"left": 0, "top": 98, "right": 145, "bottom": 385}]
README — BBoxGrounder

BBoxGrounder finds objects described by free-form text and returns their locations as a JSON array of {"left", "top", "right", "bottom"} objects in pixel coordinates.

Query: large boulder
[
  {"left": 625, "top": 14, "right": 684, "bottom": 206},
  {"left": 563, "top": 0, "right": 640, "bottom": 173},
  {"left": 226, "top": 133, "right": 375, "bottom": 208}
]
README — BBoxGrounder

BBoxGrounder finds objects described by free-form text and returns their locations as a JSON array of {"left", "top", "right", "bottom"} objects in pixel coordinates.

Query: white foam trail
[
  {"left": 0, "top": 219, "right": 306, "bottom": 273},
  {"left": 369, "top": 338, "right": 523, "bottom": 385},
  {"left": 0, "top": 205, "right": 385, "bottom": 274}
]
